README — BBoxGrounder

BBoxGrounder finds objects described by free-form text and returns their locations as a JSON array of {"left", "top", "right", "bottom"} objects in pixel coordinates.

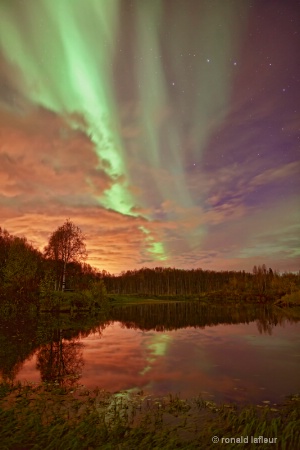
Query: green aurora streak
[{"left": 0, "top": 0, "right": 249, "bottom": 262}]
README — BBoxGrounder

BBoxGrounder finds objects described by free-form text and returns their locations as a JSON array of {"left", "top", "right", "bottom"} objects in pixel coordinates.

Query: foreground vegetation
[{"left": 0, "top": 382, "right": 299, "bottom": 449}]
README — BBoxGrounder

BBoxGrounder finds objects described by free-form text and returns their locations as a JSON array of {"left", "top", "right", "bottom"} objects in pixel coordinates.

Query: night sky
[{"left": 0, "top": 0, "right": 299, "bottom": 274}]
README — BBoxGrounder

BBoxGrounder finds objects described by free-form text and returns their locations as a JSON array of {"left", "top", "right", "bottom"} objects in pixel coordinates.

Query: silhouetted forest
[
  {"left": 0, "top": 226, "right": 103, "bottom": 307},
  {"left": 102, "top": 265, "right": 300, "bottom": 301},
  {"left": 1, "top": 226, "right": 299, "bottom": 308}
]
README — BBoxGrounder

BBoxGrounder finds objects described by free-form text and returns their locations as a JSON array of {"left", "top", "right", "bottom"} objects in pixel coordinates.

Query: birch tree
[{"left": 44, "top": 220, "right": 87, "bottom": 291}]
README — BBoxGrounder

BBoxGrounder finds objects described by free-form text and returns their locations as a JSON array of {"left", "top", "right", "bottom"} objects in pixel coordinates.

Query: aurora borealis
[{"left": 0, "top": 0, "right": 299, "bottom": 273}]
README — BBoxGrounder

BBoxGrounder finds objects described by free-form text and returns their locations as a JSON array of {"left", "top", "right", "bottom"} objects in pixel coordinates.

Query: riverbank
[
  {"left": 36, "top": 290, "right": 300, "bottom": 323},
  {"left": 108, "top": 289, "right": 300, "bottom": 307},
  {"left": 107, "top": 291, "right": 300, "bottom": 318},
  {"left": 0, "top": 382, "right": 299, "bottom": 449}
]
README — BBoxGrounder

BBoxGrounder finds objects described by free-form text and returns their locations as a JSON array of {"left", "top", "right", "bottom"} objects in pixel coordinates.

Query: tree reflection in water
[
  {"left": 110, "top": 302, "right": 299, "bottom": 334},
  {"left": 2, "top": 303, "right": 299, "bottom": 387},
  {"left": 36, "top": 330, "right": 84, "bottom": 386}
]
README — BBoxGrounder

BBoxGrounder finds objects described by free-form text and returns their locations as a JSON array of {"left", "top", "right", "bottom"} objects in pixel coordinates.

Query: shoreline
[{"left": 1, "top": 382, "right": 299, "bottom": 449}]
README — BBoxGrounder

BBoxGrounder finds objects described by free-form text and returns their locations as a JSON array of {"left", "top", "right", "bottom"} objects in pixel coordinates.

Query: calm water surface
[{"left": 11, "top": 303, "right": 300, "bottom": 404}]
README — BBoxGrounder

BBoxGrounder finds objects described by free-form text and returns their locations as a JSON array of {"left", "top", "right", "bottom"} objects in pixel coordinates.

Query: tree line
[
  {"left": 102, "top": 265, "right": 299, "bottom": 299},
  {"left": 0, "top": 220, "right": 299, "bottom": 308}
]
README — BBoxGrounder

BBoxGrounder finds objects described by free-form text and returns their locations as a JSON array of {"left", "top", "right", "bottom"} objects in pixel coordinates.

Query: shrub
[{"left": 277, "top": 290, "right": 300, "bottom": 306}]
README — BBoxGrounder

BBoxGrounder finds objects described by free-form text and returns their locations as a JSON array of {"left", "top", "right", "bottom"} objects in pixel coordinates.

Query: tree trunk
[{"left": 62, "top": 261, "right": 66, "bottom": 291}]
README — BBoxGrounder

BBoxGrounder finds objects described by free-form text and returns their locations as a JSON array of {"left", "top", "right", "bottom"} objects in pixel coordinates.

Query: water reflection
[
  {"left": 36, "top": 330, "right": 84, "bottom": 386},
  {"left": 0, "top": 311, "right": 38, "bottom": 382},
  {"left": 110, "top": 302, "right": 298, "bottom": 335},
  {"left": 0, "top": 311, "right": 108, "bottom": 384},
  {"left": 2, "top": 303, "right": 300, "bottom": 404}
]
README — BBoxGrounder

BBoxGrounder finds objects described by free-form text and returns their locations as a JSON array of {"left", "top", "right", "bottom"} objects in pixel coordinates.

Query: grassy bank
[
  {"left": 39, "top": 282, "right": 108, "bottom": 313},
  {"left": 275, "top": 290, "right": 300, "bottom": 307},
  {"left": 9, "top": 285, "right": 299, "bottom": 314},
  {"left": 0, "top": 382, "right": 299, "bottom": 449},
  {"left": 108, "top": 289, "right": 300, "bottom": 307},
  {"left": 107, "top": 293, "right": 199, "bottom": 306}
]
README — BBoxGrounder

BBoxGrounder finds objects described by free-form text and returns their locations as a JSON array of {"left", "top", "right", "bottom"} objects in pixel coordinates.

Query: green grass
[
  {"left": 275, "top": 290, "right": 300, "bottom": 307},
  {"left": 108, "top": 289, "right": 300, "bottom": 307},
  {"left": 108, "top": 293, "right": 208, "bottom": 307},
  {"left": 1, "top": 383, "right": 299, "bottom": 449}
]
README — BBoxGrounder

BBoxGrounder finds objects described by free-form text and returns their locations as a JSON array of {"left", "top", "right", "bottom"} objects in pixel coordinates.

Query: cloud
[
  {"left": 249, "top": 161, "right": 300, "bottom": 189},
  {"left": 0, "top": 106, "right": 111, "bottom": 203}
]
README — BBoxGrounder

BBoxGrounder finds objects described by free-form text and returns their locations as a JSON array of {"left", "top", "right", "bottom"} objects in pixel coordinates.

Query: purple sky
[{"left": 0, "top": 0, "right": 299, "bottom": 273}]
